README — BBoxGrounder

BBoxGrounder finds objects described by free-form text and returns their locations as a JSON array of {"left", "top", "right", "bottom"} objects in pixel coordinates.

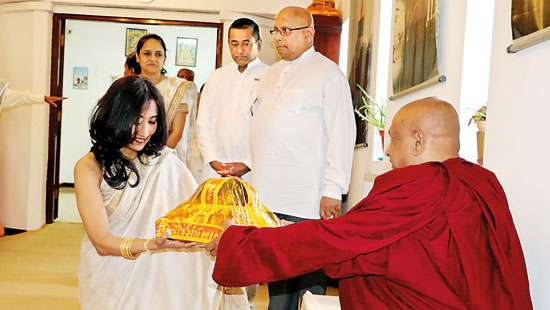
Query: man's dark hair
[
  {"left": 229, "top": 18, "right": 260, "bottom": 42},
  {"left": 125, "top": 52, "right": 141, "bottom": 75},
  {"left": 89, "top": 76, "right": 167, "bottom": 189}
]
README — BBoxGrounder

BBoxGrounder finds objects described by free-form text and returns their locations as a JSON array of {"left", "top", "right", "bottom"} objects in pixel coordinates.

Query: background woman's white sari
[
  {"left": 78, "top": 148, "right": 247, "bottom": 309},
  {"left": 156, "top": 77, "right": 197, "bottom": 164}
]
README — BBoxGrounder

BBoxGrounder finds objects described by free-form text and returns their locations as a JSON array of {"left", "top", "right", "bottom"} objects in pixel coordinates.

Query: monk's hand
[
  {"left": 205, "top": 219, "right": 233, "bottom": 257},
  {"left": 152, "top": 229, "right": 199, "bottom": 250},
  {"left": 210, "top": 161, "right": 233, "bottom": 176},
  {"left": 44, "top": 95, "right": 67, "bottom": 108},
  {"left": 205, "top": 235, "right": 220, "bottom": 257},
  {"left": 224, "top": 162, "right": 250, "bottom": 177},
  {"left": 320, "top": 196, "right": 341, "bottom": 219}
]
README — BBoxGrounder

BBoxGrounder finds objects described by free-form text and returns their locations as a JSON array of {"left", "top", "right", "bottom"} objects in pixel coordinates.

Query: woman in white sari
[
  {"left": 136, "top": 34, "right": 197, "bottom": 163},
  {"left": 75, "top": 76, "right": 247, "bottom": 309}
]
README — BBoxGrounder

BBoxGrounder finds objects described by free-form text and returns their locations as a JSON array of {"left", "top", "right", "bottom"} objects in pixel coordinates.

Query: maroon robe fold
[{"left": 213, "top": 158, "right": 532, "bottom": 309}]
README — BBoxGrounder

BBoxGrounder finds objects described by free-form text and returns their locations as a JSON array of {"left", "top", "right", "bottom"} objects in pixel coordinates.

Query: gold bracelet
[
  {"left": 124, "top": 238, "right": 133, "bottom": 259},
  {"left": 121, "top": 238, "right": 130, "bottom": 259},
  {"left": 120, "top": 238, "right": 139, "bottom": 260}
]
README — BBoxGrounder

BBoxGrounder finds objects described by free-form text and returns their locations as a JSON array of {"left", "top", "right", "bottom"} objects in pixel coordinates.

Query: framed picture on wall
[
  {"left": 72, "top": 67, "right": 88, "bottom": 89},
  {"left": 508, "top": 0, "right": 550, "bottom": 53},
  {"left": 175, "top": 37, "right": 198, "bottom": 67},
  {"left": 391, "top": 0, "right": 442, "bottom": 99},
  {"left": 125, "top": 28, "right": 147, "bottom": 56}
]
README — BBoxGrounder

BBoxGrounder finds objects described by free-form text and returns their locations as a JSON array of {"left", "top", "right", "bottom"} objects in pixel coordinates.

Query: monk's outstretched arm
[
  {"left": 213, "top": 205, "right": 400, "bottom": 287},
  {"left": 213, "top": 165, "right": 449, "bottom": 287}
]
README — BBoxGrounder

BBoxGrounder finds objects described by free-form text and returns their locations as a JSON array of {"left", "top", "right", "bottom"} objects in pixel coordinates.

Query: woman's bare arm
[{"left": 74, "top": 153, "right": 195, "bottom": 257}]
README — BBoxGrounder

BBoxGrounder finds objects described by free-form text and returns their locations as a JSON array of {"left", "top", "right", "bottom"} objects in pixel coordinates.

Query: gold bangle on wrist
[{"left": 120, "top": 238, "right": 139, "bottom": 260}]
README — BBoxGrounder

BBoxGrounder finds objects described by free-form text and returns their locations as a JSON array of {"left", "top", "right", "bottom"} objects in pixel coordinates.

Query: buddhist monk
[{"left": 209, "top": 97, "right": 533, "bottom": 309}]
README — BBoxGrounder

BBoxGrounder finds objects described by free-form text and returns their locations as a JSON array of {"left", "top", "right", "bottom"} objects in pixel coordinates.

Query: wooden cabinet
[{"left": 308, "top": 0, "right": 342, "bottom": 64}]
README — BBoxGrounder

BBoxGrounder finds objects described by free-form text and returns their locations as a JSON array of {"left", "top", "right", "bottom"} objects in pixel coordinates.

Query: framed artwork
[
  {"left": 125, "top": 28, "right": 147, "bottom": 56},
  {"left": 391, "top": 0, "right": 442, "bottom": 98},
  {"left": 508, "top": 0, "right": 550, "bottom": 53},
  {"left": 72, "top": 67, "right": 88, "bottom": 89},
  {"left": 348, "top": 0, "right": 376, "bottom": 146},
  {"left": 175, "top": 37, "right": 198, "bottom": 67}
]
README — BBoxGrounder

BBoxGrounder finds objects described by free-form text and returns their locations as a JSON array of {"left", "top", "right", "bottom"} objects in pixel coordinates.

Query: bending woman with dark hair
[{"left": 75, "top": 76, "right": 244, "bottom": 309}]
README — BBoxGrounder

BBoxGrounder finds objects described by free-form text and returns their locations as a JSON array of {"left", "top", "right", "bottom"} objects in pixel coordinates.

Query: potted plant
[
  {"left": 354, "top": 84, "right": 387, "bottom": 145},
  {"left": 468, "top": 105, "right": 487, "bottom": 165},
  {"left": 468, "top": 105, "right": 487, "bottom": 131}
]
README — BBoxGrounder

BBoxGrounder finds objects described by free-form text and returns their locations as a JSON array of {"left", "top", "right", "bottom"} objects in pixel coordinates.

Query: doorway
[{"left": 47, "top": 14, "right": 223, "bottom": 223}]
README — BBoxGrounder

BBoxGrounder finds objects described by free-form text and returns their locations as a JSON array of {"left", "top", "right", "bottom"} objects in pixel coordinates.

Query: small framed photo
[
  {"left": 125, "top": 28, "right": 147, "bottom": 56},
  {"left": 72, "top": 67, "right": 88, "bottom": 89},
  {"left": 175, "top": 37, "right": 198, "bottom": 67}
]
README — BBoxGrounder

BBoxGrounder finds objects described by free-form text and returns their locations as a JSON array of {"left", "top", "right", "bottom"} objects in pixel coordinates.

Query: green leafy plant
[
  {"left": 468, "top": 105, "right": 487, "bottom": 126},
  {"left": 354, "top": 84, "right": 386, "bottom": 130}
]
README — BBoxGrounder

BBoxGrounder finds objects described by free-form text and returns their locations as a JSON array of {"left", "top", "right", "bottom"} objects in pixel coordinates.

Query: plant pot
[
  {"left": 476, "top": 120, "right": 486, "bottom": 132},
  {"left": 476, "top": 130, "right": 485, "bottom": 166}
]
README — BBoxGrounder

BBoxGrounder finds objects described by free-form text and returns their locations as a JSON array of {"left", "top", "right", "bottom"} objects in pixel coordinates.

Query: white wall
[
  {"left": 485, "top": 1, "right": 550, "bottom": 308},
  {"left": 458, "top": 0, "right": 494, "bottom": 163},
  {"left": 0, "top": 2, "right": 52, "bottom": 230}
]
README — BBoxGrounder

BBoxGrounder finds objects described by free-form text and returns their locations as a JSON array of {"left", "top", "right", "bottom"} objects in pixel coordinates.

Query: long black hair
[{"left": 89, "top": 76, "right": 167, "bottom": 189}]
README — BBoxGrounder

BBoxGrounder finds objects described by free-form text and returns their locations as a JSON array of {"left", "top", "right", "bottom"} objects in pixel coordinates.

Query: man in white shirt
[
  {"left": 196, "top": 18, "right": 268, "bottom": 183},
  {"left": 250, "top": 6, "right": 356, "bottom": 309},
  {"left": 196, "top": 18, "right": 267, "bottom": 308}
]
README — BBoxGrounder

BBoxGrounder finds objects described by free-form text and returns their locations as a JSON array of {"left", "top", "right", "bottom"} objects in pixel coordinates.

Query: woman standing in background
[{"left": 136, "top": 34, "right": 197, "bottom": 163}]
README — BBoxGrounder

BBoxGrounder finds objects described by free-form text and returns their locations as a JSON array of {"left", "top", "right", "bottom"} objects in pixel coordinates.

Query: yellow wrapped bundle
[{"left": 156, "top": 177, "right": 282, "bottom": 243}]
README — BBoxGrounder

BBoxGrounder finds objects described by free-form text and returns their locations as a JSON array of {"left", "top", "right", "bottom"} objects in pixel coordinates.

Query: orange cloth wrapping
[{"left": 156, "top": 177, "right": 282, "bottom": 243}]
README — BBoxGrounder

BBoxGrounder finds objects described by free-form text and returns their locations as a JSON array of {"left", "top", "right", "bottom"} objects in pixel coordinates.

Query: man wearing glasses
[
  {"left": 247, "top": 6, "right": 356, "bottom": 310},
  {"left": 196, "top": 18, "right": 268, "bottom": 184}
]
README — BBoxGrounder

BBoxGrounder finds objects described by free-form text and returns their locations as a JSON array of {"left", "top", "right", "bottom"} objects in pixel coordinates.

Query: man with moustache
[
  {"left": 196, "top": 18, "right": 267, "bottom": 184},
  {"left": 195, "top": 17, "right": 267, "bottom": 308},
  {"left": 247, "top": 6, "right": 356, "bottom": 309}
]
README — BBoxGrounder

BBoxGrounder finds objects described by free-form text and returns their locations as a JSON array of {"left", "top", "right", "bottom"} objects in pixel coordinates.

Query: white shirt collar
[
  {"left": 289, "top": 46, "right": 316, "bottom": 65},
  {"left": 232, "top": 58, "right": 263, "bottom": 75}
]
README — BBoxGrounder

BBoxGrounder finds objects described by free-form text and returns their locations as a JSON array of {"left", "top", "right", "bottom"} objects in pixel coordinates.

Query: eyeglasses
[{"left": 269, "top": 25, "right": 310, "bottom": 37}]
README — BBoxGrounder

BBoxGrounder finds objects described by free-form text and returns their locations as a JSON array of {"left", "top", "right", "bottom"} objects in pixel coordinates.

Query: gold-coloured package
[{"left": 155, "top": 177, "right": 282, "bottom": 243}]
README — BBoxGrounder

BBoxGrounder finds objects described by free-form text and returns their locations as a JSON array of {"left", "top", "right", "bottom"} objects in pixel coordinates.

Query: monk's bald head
[
  {"left": 386, "top": 97, "right": 460, "bottom": 168},
  {"left": 273, "top": 6, "right": 315, "bottom": 61}
]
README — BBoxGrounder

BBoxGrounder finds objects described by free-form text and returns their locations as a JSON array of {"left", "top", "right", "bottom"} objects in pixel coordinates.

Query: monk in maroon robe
[{"left": 209, "top": 98, "right": 532, "bottom": 309}]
